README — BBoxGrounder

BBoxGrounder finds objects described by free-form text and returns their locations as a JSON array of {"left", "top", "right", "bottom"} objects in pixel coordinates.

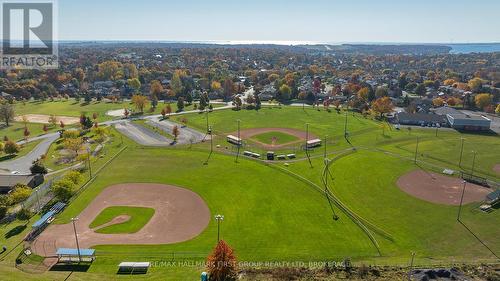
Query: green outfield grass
[
  {"left": 89, "top": 206, "right": 155, "bottom": 234},
  {"left": 0, "top": 105, "right": 498, "bottom": 280},
  {"left": 251, "top": 131, "right": 300, "bottom": 145}
]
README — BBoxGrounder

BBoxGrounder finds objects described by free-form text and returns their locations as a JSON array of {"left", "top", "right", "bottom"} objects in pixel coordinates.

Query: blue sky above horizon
[{"left": 57, "top": 0, "right": 500, "bottom": 43}]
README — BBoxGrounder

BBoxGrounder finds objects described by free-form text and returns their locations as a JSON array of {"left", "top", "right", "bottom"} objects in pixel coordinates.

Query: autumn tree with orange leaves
[
  {"left": 371, "top": 97, "right": 394, "bottom": 118},
  {"left": 206, "top": 240, "right": 238, "bottom": 281}
]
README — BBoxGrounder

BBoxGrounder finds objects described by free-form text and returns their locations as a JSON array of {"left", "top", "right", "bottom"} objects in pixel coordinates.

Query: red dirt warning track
[
  {"left": 235, "top": 127, "right": 317, "bottom": 149},
  {"left": 32, "top": 183, "right": 210, "bottom": 257},
  {"left": 397, "top": 170, "right": 490, "bottom": 206}
]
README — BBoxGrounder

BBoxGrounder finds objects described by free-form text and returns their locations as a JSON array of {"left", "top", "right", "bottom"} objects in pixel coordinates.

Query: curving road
[{"left": 0, "top": 133, "right": 59, "bottom": 175}]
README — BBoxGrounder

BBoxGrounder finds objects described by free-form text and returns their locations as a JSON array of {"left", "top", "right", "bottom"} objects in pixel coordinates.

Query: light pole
[
  {"left": 235, "top": 120, "right": 241, "bottom": 163},
  {"left": 209, "top": 125, "right": 213, "bottom": 154},
  {"left": 458, "top": 138, "right": 464, "bottom": 168},
  {"left": 470, "top": 150, "right": 477, "bottom": 176},
  {"left": 305, "top": 123, "right": 312, "bottom": 168},
  {"left": 206, "top": 109, "right": 210, "bottom": 134},
  {"left": 87, "top": 147, "right": 92, "bottom": 179},
  {"left": 457, "top": 181, "right": 467, "bottom": 221},
  {"left": 324, "top": 135, "right": 328, "bottom": 159},
  {"left": 344, "top": 112, "right": 348, "bottom": 138},
  {"left": 71, "top": 217, "right": 81, "bottom": 263},
  {"left": 214, "top": 214, "right": 224, "bottom": 242},
  {"left": 414, "top": 136, "right": 419, "bottom": 164}
]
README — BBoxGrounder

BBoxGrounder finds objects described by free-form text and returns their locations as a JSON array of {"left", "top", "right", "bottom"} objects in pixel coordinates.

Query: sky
[{"left": 57, "top": 0, "right": 500, "bottom": 43}]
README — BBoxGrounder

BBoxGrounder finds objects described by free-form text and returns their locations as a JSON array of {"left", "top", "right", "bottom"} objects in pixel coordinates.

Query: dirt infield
[
  {"left": 31, "top": 183, "right": 210, "bottom": 257},
  {"left": 397, "top": 170, "right": 490, "bottom": 205},
  {"left": 236, "top": 127, "right": 317, "bottom": 149},
  {"left": 493, "top": 164, "right": 500, "bottom": 174},
  {"left": 15, "top": 114, "right": 80, "bottom": 125}
]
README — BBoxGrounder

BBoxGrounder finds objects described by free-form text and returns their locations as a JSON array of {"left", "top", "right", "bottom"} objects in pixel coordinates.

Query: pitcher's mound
[{"left": 397, "top": 170, "right": 490, "bottom": 205}]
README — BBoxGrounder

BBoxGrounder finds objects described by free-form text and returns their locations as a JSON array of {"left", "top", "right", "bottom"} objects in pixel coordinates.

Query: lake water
[{"left": 447, "top": 44, "right": 500, "bottom": 54}]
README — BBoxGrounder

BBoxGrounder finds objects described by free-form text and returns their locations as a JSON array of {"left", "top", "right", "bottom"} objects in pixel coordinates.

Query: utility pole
[
  {"left": 457, "top": 181, "right": 467, "bottom": 221},
  {"left": 71, "top": 218, "right": 81, "bottom": 263},
  {"left": 414, "top": 136, "right": 419, "bottom": 164},
  {"left": 458, "top": 138, "right": 464, "bottom": 167}
]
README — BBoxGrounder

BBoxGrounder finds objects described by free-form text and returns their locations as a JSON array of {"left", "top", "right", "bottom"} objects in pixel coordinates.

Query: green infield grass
[{"left": 89, "top": 206, "right": 155, "bottom": 234}]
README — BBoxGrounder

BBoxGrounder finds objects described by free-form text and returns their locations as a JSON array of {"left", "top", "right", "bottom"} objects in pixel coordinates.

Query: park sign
[{"left": 0, "top": 0, "right": 58, "bottom": 69}]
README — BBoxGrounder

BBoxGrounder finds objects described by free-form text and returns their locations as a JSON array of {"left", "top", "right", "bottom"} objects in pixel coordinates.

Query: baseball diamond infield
[
  {"left": 236, "top": 127, "right": 318, "bottom": 149},
  {"left": 31, "top": 183, "right": 210, "bottom": 257},
  {"left": 397, "top": 170, "right": 491, "bottom": 206}
]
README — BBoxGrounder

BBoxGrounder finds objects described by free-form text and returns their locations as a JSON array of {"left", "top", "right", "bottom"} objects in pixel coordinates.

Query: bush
[
  {"left": 16, "top": 208, "right": 32, "bottom": 221},
  {"left": 8, "top": 184, "right": 32, "bottom": 205},
  {"left": 64, "top": 170, "right": 83, "bottom": 185},
  {"left": 0, "top": 205, "right": 7, "bottom": 221},
  {"left": 3, "top": 140, "right": 20, "bottom": 155},
  {"left": 30, "top": 160, "right": 48, "bottom": 174},
  {"left": 51, "top": 178, "right": 75, "bottom": 202},
  {"left": 62, "top": 130, "right": 80, "bottom": 139}
]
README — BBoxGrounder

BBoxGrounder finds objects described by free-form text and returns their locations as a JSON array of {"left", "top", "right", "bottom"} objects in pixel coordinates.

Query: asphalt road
[{"left": 0, "top": 133, "right": 59, "bottom": 175}]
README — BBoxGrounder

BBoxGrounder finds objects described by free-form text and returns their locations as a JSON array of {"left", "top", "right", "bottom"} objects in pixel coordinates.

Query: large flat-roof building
[{"left": 446, "top": 113, "right": 491, "bottom": 131}]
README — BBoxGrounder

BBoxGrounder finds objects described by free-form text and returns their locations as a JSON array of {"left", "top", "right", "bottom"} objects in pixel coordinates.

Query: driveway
[{"left": 0, "top": 133, "right": 59, "bottom": 175}]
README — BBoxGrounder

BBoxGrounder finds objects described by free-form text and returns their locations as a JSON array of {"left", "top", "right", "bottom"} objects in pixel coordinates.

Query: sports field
[
  {"left": 89, "top": 206, "right": 155, "bottom": 234},
  {"left": 0, "top": 105, "right": 498, "bottom": 280}
]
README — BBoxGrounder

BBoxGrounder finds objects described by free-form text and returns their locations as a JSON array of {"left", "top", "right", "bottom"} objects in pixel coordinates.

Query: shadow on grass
[
  {"left": 458, "top": 220, "right": 499, "bottom": 259},
  {"left": 4, "top": 224, "right": 27, "bottom": 239},
  {"left": 49, "top": 263, "right": 91, "bottom": 272},
  {"left": 0, "top": 154, "right": 17, "bottom": 161}
]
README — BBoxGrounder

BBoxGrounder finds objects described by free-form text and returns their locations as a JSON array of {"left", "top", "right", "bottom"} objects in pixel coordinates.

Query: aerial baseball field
[{"left": 0, "top": 100, "right": 499, "bottom": 280}]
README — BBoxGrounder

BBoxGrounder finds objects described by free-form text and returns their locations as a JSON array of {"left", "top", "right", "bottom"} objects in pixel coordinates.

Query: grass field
[
  {"left": 89, "top": 206, "right": 155, "bottom": 234},
  {"left": 13, "top": 99, "right": 222, "bottom": 123},
  {"left": 251, "top": 131, "right": 300, "bottom": 145},
  {"left": 0, "top": 122, "right": 61, "bottom": 142},
  {"left": 0, "top": 105, "right": 498, "bottom": 280}
]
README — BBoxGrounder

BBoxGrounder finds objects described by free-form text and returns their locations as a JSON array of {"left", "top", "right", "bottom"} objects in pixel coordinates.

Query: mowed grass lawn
[
  {"left": 0, "top": 122, "right": 60, "bottom": 142},
  {"left": 287, "top": 150, "right": 500, "bottom": 261},
  {"left": 89, "top": 206, "right": 155, "bottom": 234},
  {"left": 51, "top": 147, "right": 375, "bottom": 276},
  {"left": 14, "top": 99, "right": 218, "bottom": 122},
  {"left": 251, "top": 131, "right": 300, "bottom": 145}
]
